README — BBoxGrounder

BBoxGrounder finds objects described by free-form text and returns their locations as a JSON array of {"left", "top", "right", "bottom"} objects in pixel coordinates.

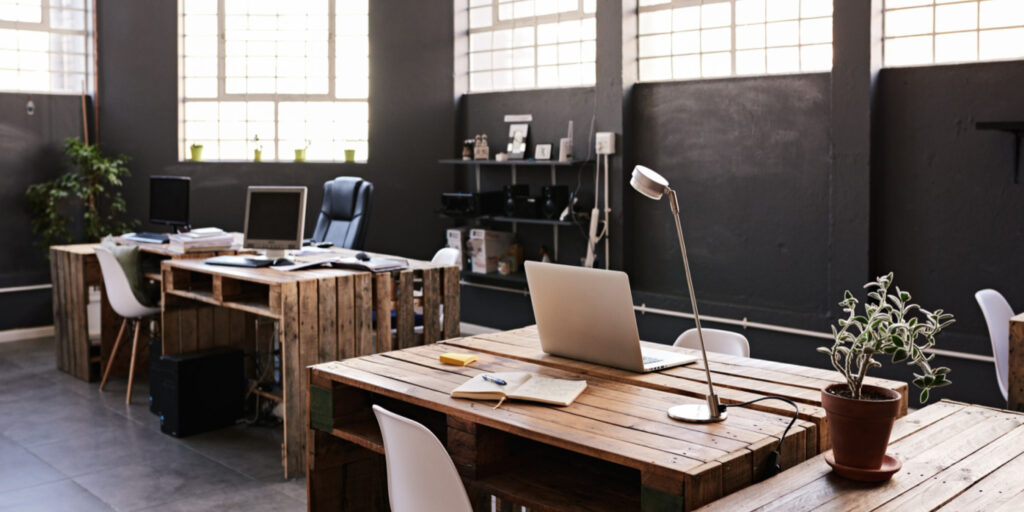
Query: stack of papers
[{"left": 168, "top": 228, "right": 235, "bottom": 253}]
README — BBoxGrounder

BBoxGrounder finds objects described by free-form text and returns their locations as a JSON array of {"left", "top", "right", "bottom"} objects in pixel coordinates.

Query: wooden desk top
[
  {"left": 443, "top": 326, "right": 910, "bottom": 451},
  {"left": 697, "top": 401, "right": 1024, "bottom": 512},
  {"left": 162, "top": 247, "right": 446, "bottom": 284},
  {"left": 310, "top": 343, "right": 818, "bottom": 510}
]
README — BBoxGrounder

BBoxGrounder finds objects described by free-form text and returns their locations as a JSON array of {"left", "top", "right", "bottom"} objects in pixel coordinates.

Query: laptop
[{"left": 524, "top": 261, "right": 697, "bottom": 373}]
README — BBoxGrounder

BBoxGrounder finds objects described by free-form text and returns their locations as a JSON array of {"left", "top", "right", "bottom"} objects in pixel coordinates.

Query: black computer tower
[
  {"left": 148, "top": 336, "right": 163, "bottom": 415},
  {"left": 151, "top": 347, "right": 244, "bottom": 437}
]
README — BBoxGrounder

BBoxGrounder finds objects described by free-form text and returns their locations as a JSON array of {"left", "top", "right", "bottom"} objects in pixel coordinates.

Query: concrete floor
[{"left": 0, "top": 337, "right": 306, "bottom": 512}]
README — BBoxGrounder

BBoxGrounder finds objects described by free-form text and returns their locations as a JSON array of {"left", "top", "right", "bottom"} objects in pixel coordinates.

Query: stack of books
[{"left": 168, "top": 228, "right": 235, "bottom": 253}]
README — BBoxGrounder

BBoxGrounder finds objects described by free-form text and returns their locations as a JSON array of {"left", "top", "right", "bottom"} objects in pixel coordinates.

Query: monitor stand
[{"left": 259, "top": 249, "right": 288, "bottom": 261}]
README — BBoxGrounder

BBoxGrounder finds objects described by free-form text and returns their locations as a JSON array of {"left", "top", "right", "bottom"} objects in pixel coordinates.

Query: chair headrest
[{"left": 322, "top": 177, "right": 366, "bottom": 219}]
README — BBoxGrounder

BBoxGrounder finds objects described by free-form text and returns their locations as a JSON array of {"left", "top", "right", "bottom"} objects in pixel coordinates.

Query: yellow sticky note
[{"left": 440, "top": 352, "right": 478, "bottom": 366}]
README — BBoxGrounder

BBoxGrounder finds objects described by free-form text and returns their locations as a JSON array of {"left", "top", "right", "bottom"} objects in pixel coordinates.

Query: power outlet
[{"left": 595, "top": 132, "right": 616, "bottom": 155}]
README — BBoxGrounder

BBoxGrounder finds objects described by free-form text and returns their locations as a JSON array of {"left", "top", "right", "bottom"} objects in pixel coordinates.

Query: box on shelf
[
  {"left": 446, "top": 227, "right": 468, "bottom": 270},
  {"left": 468, "top": 229, "right": 514, "bottom": 274}
]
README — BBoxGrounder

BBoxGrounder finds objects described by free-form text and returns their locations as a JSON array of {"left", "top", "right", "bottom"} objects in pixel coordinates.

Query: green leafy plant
[
  {"left": 26, "top": 137, "right": 137, "bottom": 250},
  {"left": 818, "top": 272, "right": 955, "bottom": 403}
]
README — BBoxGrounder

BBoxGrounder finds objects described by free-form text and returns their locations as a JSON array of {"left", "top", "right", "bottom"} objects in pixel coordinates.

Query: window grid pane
[
  {"left": 179, "top": 0, "right": 369, "bottom": 162},
  {"left": 637, "top": 0, "right": 834, "bottom": 82},
  {"left": 465, "top": 0, "right": 597, "bottom": 93},
  {"left": 883, "top": 0, "right": 1024, "bottom": 67},
  {"left": 0, "top": 0, "right": 94, "bottom": 94}
]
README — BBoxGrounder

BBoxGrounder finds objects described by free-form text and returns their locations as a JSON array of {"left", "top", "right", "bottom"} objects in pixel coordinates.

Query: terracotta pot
[{"left": 821, "top": 383, "right": 902, "bottom": 469}]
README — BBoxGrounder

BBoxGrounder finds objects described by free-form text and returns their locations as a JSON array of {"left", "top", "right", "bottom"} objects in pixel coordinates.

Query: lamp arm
[{"left": 667, "top": 188, "right": 722, "bottom": 419}]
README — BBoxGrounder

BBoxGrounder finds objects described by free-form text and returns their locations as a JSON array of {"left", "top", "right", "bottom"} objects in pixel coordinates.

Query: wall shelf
[
  {"left": 976, "top": 122, "right": 1024, "bottom": 184},
  {"left": 460, "top": 270, "right": 528, "bottom": 290},
  {"left": 438, "top": 211, "right": 577, "bottom": 227},
  {"left": 439, "top": 159, "right": 589, "bottom": 167}
]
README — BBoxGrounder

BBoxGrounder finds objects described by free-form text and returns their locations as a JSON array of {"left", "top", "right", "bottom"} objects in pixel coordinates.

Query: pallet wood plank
[
  {"left": 1009, "top": 313, "right": 1024, "bottom": 411},
  {"left": 442, "top": 265, "right": 460, "bottom": 340},
  {"left": 353, "top": 273, "right": 373, "bottom": 357},
  {"left": 421, "top": 268, "right": 441, "bottom": 344},
  {"left": 196, "top": 306, "right": 215, "bottom": 351},
  {"left": 396, "top": 270, "right": 414, "bottom": 349},
  {"left": 374, "top": 273, "right": 392, "bottom": 354},
  {"left": 281, "top": 281, "right": 302, "bottom": 478},
  {"left": 318, "top": 277, "right": 338, "bottom": 362},
  {"left": 336, "top": 275, "right": 356, "bottom": 360}
]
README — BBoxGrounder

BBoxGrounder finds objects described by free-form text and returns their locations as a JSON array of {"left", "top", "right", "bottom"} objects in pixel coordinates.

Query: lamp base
[{"left": 667, "top": 404, "right": 728, "bottom": 423}]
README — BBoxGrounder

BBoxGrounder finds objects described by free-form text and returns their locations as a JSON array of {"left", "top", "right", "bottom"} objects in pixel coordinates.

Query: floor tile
[
  {"left": 136, "top": 481, "right": 304, "bottom": 512},
  {"left": 0, "top": 436, "right": 66, "bottom": 494},
  {"left": 0, "top": 479, "right": 113, "bottom": 512}
]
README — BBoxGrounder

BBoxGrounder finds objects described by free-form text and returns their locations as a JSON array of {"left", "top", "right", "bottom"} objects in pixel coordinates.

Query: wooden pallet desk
[
  {"left": 306, "top": 343, "right": 818, "bottom": 512},
  {"left": 1009, "top": 313, "right": 1024, "bottom": 411},
  {"left": 443, "top": 326, "right": 910, "bottom": 452},
  {"left": 49, "top": 241, "right": 248, "bottom": 382},
  {"left": 162, "top": 251, "right": 460, "bottom": 477},
  {"left": 698, "top": 401, "right": 1024, "bottom": 512}
]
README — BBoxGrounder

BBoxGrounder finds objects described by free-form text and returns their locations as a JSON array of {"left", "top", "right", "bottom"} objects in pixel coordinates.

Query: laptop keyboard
[{"left": 642, "top": 356, "right": 662, "bottom": 365}]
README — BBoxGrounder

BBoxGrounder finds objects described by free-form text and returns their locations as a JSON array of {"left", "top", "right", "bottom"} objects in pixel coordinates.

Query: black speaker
[
  {"left": 440, "top": 192, "right": 474, "bottom": 215},
  {"left": 503, "top": 184, "right": 532, "bottom": 217},
  {"left": 152, "top": 348, "right": 244, "bottom": 437},
  {"left": 542, "top": 185, "right": 569, "bottom": 219}
]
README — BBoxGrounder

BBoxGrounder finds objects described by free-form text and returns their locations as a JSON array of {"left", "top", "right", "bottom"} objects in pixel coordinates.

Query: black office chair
[{"left": 311, "top": 177, "right": 373, "bottom": 250}]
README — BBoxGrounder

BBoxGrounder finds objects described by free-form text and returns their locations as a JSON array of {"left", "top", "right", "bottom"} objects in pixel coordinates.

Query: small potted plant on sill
[
  {"left": 817, "top": 272, "right": 954, "bottom": 481},
  {"left": 294, "top": 139, "right": 311, "bottom": 162},
  {"left": 189, "top": 143, "right": 203, "bottom": 161},
  {"left": 253, "top": 134, "right": 263, "bottom": 162}
]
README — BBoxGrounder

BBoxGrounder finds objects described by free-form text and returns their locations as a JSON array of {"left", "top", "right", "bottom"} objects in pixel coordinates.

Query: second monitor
[{"left": 244, "top": 186, "right": 308, "bottom": 261}]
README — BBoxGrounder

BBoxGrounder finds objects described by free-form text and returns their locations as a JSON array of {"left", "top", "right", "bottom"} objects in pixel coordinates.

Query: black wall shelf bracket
[{"left": 976, "top": 122, "right": 1024, "bottom": 184}]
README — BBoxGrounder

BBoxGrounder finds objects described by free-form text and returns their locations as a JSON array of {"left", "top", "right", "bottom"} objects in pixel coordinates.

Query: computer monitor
[
  {"left": 243, "top": 186, "right": 307, "bottom": 260},
  {"left": 150, "top": 176, "right": 191, "bottom": 230}
]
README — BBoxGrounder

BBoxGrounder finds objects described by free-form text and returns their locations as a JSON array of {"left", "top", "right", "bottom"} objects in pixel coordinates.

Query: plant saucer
[{"left": 825, "top": 452, "right": 902, "bottom": 482}]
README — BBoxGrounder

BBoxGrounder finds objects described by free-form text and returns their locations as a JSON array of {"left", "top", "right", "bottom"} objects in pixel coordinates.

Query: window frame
[
  {"left": 177, "top": 0, "right": 369, "bottom": 163},
  {"left": 0, "top": 0, "right": 94, "bottom": 95}
]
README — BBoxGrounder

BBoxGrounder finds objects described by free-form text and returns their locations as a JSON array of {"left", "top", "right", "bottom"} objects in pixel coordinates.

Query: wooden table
[
  {"left": 1009, "top": 313, "right": 1024, "bottom": 411},
  {"left": 698, "top": 401, "right": 1024, "bottom": 511},
  {"left": 443, "top": 326, "right": 909, "bottom": 451},
  {"left": 307, "top": 343, "right": 819, "bottom": 511},
  {"left": 49, "top": 241, "right": 248, "bottom": 382},
  {"left": 162, "top": 250, "right": 461, "bottom": 477}
]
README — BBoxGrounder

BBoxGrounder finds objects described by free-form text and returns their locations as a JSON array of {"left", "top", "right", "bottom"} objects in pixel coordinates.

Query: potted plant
[
  {"left": 294, "top": 139, "right": 311, "bottom": 162},
  {"left": 817, "top": 272, "right": 954, "bottom": 480},
  {"left": 190, "top": 143, "right": 203, "bottom": 161},
  {"left": 26, "top": 137, "right": 138, "bottom": 250},
  {"left": 253, "top": 135, "right": 263, "bottom": 162}
]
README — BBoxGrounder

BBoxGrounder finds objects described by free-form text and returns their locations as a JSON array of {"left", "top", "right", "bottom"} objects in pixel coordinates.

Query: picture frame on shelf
[
  {"left": 534, "top": 143, "right": 552, "bottom": 161},
  {"left": 507, "top": 123, "right": 529, "bottom": 159}
]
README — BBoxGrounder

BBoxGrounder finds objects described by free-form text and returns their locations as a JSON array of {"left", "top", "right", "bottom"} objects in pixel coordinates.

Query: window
[
  {"left": 178, "top": 0, "right": 368, "bottom": 162},
  {"left": 0, "top": 0, "right": 93, "bottom": 94},
  {"left": 464, "top": 0, "right": 597, "bottom": 93},
  {"left": 637, "top": 0, "right": 833, "bottom": 82},
  {"left": 884, "top": 0, "right": 1024, "bottom": 67}
]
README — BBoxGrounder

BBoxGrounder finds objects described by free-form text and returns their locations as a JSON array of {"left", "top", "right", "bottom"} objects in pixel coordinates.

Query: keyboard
[
  {"left": 642, "top": 356, "right": 663, "bottom": 365},
  {"left": 124, "top": 233, "right": 169, "bottom": 244}
]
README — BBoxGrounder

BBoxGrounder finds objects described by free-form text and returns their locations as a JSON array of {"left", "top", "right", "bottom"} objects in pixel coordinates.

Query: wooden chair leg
[
  {"left": 125, "top": 320, "right": 143, "bottom": 404},
  {"left": 99, "top": 318, "right": 129, "bottom": 391}
]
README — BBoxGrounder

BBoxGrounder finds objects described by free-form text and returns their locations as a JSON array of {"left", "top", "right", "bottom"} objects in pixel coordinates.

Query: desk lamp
[{"left": 630, "top": 165, "right": 725, "bottom": 423}]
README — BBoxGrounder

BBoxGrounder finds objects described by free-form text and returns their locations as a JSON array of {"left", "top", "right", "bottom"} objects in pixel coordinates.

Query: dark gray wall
[
  {"left": 874, "top": 61, "right": 1024, "bottom": 358},
  {"left": 96, "top": 0, "right": 455, "bottom": 262},
  {"left": 0, "top": 93, "right": 88, "bottom": 330},
  {"left": 630, "top": 74, "right": 833, "bottom": 327}
]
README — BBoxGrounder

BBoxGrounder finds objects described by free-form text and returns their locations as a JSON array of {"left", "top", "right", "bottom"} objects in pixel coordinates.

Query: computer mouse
[
  {"left": 355, "top": 251, "right": 371, "bottom": 261},
  {"left": 272, "top": 258, "right": 294, "bottom": 266},
  {"left": 316, "top": 241, "right": 334, "bottom": 248}
]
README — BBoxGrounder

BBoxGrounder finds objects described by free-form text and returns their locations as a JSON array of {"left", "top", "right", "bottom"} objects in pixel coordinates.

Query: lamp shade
[{"left": 630, "top": 165, "right": 670, "bottom": 200}]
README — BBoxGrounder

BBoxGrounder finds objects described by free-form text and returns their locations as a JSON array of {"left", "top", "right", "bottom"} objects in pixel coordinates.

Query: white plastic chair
[
  {"left": 431, "top": 247, "right": 461, "bottom": 266},
  {"left": 94, "top": 246, "right": 161, "bottom": 404},
  {"left": 975, "top": 289, "right": 1013, "bottom": 401},
  {"left": 372, "top": 405, "right": 472, "bottom": 512},
  {"left": 673, "top": 328, "right": 750, "bottom": 358}
]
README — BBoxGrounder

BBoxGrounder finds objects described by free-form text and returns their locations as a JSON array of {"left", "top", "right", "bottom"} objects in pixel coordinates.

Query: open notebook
[{"left": 451, "top": 372, "right": 587, "bottom": 407}]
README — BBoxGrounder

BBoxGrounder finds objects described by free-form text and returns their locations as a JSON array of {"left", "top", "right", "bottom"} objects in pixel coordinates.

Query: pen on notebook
[{"left": 481, "top": 375, "right": 507, "bottom": 386}]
